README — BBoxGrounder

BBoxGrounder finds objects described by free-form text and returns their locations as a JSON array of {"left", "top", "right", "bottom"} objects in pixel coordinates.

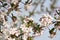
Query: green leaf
[
  {"left": 55, "top": 21, "right": 60, "bottom": 26},
  {"left": 54, "top": 17, "right": 56, "bottom": 19},
  {"left": 11, "top": 3, "right": 15, "bottom": 7},
  {"left": 10, "top": 34, "right": 16, "bottom": 38},
  {"left": 27, "top": 36, "right": 33, "bottom": 40},
  {"left": 33, "top": 24, "right": 41, "bottom": 33},
  {"left": 49, "top": 28, "right": 55, "bottom": 34},
  {"left": 4, "top": 15, "right": 7, "bottom": 21},
  {"left": 3, "top": 3, "right": 7, "bottom": 7},
  {"left": 26, "top": 20, "right": 33, "bottom": 27},
  {"left": 6, "top": 8, "right": 13, "bottom": 16},
  {"left": 11, "top": 14, "right": 17, "bottom": 22},
  {"left": 25, "top": 0, "right": 29, "bottom": 5},
  {"left": 56, "top": 10, "right": 60, "bottom": 16}
]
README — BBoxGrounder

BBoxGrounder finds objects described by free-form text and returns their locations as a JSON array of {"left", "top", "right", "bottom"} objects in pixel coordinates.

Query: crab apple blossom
[
  {"left": 40, "top": 14, "right": 53, "bottom": 27},
  {"left": 0, "top": 0, "right": 60, "bottom": 40}
]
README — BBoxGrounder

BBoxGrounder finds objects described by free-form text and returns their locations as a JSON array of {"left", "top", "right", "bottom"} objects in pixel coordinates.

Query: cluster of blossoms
[
  {"left": 0, "top": 15, "right": 44, "bottom": 40},
  {"left": 39, "top": 14, "right": 56, "bottom": 38},
  {"left": 20, "top": 16, "right": 44, "bottom": 40},
  {"left": 40, "top": 14, "right": 53, "bottom": 27},
  {"left": 0, "top": 10, "right": 60, "bottom": 40},
  {"left": 0, "top": 0, "right": 60, "bottom": 40},
  {"left": 0, "top": 12, "right": 20, "bottom": 40},
  {"left": 0, "top": 9, "right": 60, "bottom": 40},
  {"left": 0, "top": 12, "right": 60, "bottom": 40}
]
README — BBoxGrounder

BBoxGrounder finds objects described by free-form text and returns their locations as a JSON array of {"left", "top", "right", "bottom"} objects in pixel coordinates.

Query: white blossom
[
  {"left": 40, "top": 14, "right": 53, "bottom": 27},
  {"left": 11, "top": 0, "right": 19, "bottom": 5}
]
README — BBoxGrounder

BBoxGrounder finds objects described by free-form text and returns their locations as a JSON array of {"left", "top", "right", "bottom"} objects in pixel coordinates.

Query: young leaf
[
  {"left": 11, "top": 3, "right": 15, "bottom": 7},
  {"left": 56, "top": 10, "right": 60, "bottom": 16},
  {"left": 27, "top": 36, "right": 33, "bottom": 40},
  {"left": 4, "top": 15, "right": 7, "bottom": 21},
  {"left": 49, "top": 28, "right": 55, "bottom": 34},
  {"left": 11, "top": 14, "right": 17, "bottom": 22},
  {"left": 3, "top": 3, "right": 7, "bottom": 7}
]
